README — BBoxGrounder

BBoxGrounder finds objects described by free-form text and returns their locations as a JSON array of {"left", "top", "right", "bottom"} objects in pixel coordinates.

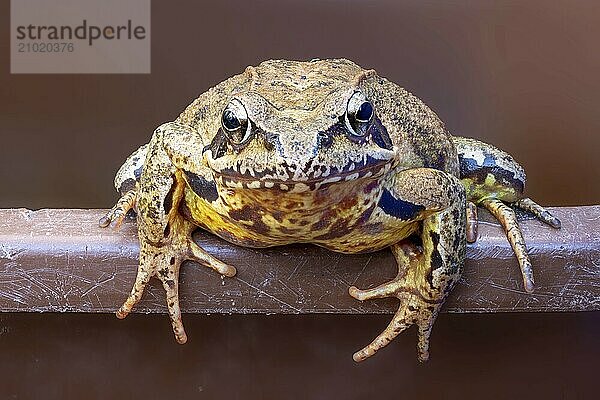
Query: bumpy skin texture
[{"left": 100, "top": 59, "right": 560, "bottom": 362}]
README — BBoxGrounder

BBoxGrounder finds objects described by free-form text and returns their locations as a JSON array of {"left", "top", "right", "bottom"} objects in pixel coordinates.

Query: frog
[{"left": 100, "top": 59, "right": 561, "bottom": 362}]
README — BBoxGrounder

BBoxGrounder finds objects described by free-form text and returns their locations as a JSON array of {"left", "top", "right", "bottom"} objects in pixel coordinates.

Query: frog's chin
[{"left": 212, "top": 161, "right": 394, "bottom": 193}]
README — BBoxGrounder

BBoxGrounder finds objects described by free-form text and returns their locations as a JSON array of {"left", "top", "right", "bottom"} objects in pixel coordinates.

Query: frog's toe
[
  {"left": 352, "top": 300, "right": 413, "bottom": 362},
  {"left": 466, "top": 201, "right": 478, "bottom": 243},
  {"left": 349, "top": 281, "right": 400, "bottom": 301},
  {"left": 117, "top": 242, "right": 191, "bottom": 343},
  {"left": 116, "top": 269, "right": 152, "bottom": 319},
  {"left": 188, "top": 241, "right": 237, "bottom": 277},
  {"left": 352, "top": 293, "right": 437, "bottom": 363},
  {"left": 99, "top": 189, "right": 137, "bottom": 229},
  {"left": 482, "top": 198, "right": 535, "bottom": 293},
  {"left": 513, "top": 197, "right": 561, "bottom": 229},
  {"left": 349, "top": 242, "right": 414, "bottom": 301},
  {"left": 156, "top": 257, "right": 188, "bottom": 344}
]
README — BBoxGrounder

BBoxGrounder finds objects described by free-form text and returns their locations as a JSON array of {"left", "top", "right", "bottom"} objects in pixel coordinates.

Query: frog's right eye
[
  {"left": 221, "top": 99, "right": 252, "bottom": 145},
  {"left": 345, "top": 91, "right": 374, "bottom": 138}
]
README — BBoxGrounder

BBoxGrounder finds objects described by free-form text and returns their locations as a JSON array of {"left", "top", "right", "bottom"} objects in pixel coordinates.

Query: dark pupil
[
  {"left": 356, "top": 101, "right": 373, "bottom": 122},
  {"left": 222, "top": 109, "right": 241, "bottom": 131}
]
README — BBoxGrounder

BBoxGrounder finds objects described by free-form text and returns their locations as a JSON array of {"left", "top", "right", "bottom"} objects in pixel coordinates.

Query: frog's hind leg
[
  {"left": 99, "top": 144, "right": 148, "bottom": 228},
  {"left": 350, "top": 167, "right": 466, "bottom": 362},
  {"left": 453, "top": 136, "right": 561, "bottom": 292}
]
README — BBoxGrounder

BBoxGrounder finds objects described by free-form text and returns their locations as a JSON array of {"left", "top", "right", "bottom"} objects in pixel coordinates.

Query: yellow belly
[{"left": 181, "top": 178, "right": 419, "bottom": 253}]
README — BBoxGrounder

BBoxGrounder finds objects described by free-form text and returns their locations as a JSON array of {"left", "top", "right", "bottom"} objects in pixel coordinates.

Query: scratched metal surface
[{"left": 0, "top": 206, "right": 598, "bottom": 314}]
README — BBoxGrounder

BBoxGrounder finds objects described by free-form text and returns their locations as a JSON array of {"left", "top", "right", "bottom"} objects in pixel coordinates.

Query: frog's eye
[
  {"left": 345, "top": 91, "right": 374, "bottom": 137},
  {"left": 221, "top": 99, "right": 252, "bottom": 145}
]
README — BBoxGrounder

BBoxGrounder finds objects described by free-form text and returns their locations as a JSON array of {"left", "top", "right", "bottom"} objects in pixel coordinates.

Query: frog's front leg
[
  {"left": 112, "top": 122, "right": 236, "bottom": 343},
  {"left": 350, "top": 168, "right": 466, "bottom": 362},
  {"left": 454, "top": 136, "right": 561, "bottom": 292}
]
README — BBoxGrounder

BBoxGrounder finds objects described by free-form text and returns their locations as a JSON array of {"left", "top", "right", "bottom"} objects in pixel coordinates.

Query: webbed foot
[{"left": 115, "top": 216, "right": 236, "bottom": 344}]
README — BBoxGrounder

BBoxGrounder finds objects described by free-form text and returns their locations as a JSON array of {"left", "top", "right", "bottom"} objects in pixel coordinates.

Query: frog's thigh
[
  {"left": 99, "top": 144, "right": 149, "bottom": 229},
  {"left": 351, "top": 168, "right": 466, "bottom": 362},
  {"left": 114, "top": 143, "right": 148, "bottom": 195},
  {"left": 454, "top": 136, "right": 560, "bottom": 228}
]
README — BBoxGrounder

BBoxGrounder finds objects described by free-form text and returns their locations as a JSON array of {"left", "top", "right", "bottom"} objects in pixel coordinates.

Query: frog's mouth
[{"left": 212, "top": 155, "right": 395, "bottom": 192}]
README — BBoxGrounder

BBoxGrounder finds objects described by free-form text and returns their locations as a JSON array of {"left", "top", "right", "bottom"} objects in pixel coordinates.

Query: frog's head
[{"left": 203, "top": 59, "right": 398, "bottom": 192}]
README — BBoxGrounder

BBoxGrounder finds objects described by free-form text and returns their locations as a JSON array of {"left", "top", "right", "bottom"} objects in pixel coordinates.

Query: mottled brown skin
[{"left": 100, "top": 59, "right": 560, "bottom": 362}]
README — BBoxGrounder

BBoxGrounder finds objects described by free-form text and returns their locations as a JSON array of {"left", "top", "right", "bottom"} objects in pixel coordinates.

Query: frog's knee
[{"left": 114, "top": 144, "right": 148, "bottom": 195}]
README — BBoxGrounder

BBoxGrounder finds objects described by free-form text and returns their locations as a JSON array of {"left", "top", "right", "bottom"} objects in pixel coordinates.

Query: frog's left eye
[
  {"left": 345, "top": 91, "right": 374, "bottom": 137},
  {"left": 221, "top": 99, "right": 253, "bottom": 145}
]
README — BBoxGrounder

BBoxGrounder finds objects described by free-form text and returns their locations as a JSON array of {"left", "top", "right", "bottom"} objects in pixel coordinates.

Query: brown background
[{"left": 0, "top": 0, "right": 598, "bottom": 399}]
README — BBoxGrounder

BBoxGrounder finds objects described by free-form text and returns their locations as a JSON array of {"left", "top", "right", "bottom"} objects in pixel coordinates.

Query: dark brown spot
[
  {"left": 339, "top": 195, "right": 358, "bottom": 210},
  {"left": 163, "top": 182, "right": 176, "bottom": 214},
  {"left": 364, "top": 180, "right": 379, "bottom": 194},
  {"left": 118, "top": 178, "right": 136, "bottom": 195},
  {"left": 229, "top": 205, "right": 259, "bottom": 221},
  {"left": 228, "top": 205, "right": 271, "bottom": 235},
  {"left": 310, "top": 209, "right": 335, "bottom": 231},
  {"left": 369, "top": 117, "right": 393, "bottom": 150},
  {"left": 179, "top": 202, "right": 194, "bottom": 222},
  {"left": 356, "top": 203, "right": 376, "bottom": 225},
  {"left": 206, "top": 128, "right": 228, "bottom": 159},
  {"left": 184, "top": 170, "right": 219, "bottom": 202},
  {"left": 360, "top": 221, "right": 384, "bottom": 235},
  {"left": 271, "top": 210, "right": 285, "bottom": 223},
  {"left": 313, "top": 217, "right": 353, "bottom": 240},
  {"left": 427, "top": 231, "right": 443, "bottom": 288},
  {"left": 214, "top": 229, "right": 267, "bottom": 248}
]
